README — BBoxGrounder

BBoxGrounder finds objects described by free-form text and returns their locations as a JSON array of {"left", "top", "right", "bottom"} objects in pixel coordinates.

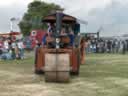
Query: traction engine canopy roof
[{"left": 42, "top": 12, "right": 77, "bottom": 24}]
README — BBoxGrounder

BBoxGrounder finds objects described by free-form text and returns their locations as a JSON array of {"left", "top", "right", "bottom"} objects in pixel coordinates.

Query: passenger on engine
[
  {"left": 42, "top": 23, "right": 56, "bottom": 47},
  {"left": 60, "top": 28, "right": 67, "bottom": 35},
  {"left": 68, "top": 28, "right": 75, "bottom": 46}
]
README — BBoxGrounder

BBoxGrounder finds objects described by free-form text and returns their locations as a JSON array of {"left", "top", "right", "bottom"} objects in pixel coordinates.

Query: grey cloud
[
  {"left": 0, "top": 2, "right": 27, "bottom": 33},
  {"left": 86, "top": 0, "right": 128, "bottom": 36},
  {"left": 0, "top": 0, "right": 128, "bottom": 37}
]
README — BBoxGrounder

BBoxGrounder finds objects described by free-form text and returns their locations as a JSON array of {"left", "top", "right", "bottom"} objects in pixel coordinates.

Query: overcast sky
[{"left": 0, "top": 0, "right": 128, "bottom": 36}]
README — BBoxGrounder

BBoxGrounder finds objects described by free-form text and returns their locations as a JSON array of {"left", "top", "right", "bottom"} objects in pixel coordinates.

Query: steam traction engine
[{"left": 35, "top": 12, "right": 86, "bottom": 82}]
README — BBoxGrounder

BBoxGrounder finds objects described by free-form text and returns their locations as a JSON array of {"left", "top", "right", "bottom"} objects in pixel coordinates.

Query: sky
[{"left": 0, "top": 0, "right": 128, "bottom": 36}]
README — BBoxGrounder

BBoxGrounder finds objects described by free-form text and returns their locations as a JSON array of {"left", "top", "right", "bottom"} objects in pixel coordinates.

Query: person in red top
[
  {"left": 0, "top": 40, "right": 3, "bottom": 48},
  {"left": 0, "top": 39, "right": 3, "bottom": 55}
]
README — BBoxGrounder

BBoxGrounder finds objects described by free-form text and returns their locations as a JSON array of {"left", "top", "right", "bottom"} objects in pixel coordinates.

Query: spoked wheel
[
  {"left": 34, "top": 47, "right": 44, "bottom": 75},
  {"left": 70, "top": 51, "right": 80, "bottom": 76}
]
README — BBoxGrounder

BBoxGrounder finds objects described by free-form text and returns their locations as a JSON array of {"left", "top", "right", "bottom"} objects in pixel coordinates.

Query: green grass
[{"left": 0, "top": 53, "right": 128, "bottom": 96}]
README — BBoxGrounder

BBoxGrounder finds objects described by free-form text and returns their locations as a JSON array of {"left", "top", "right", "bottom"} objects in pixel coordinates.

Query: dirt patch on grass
[
  {"left": 106, "top": 77, "right": 128, "bottom": 88},
  {"left": 0, "top": 70, "right": 22, "bottom": 78},
  {"left": 6, "top": 84, "right": 61, "bottom": 96}
]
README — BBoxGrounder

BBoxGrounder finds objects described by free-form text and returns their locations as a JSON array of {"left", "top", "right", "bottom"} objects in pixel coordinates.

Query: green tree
[{"left": 19, "top": 1, "right": 63, "bottom": 36}]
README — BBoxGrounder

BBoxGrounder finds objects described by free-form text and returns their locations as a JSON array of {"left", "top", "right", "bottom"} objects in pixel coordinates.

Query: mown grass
[{"left": 0, "top": 53, "right": 128, "bottom": 96}]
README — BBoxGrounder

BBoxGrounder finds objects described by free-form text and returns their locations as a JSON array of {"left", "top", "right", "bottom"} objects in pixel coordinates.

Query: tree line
[{"left": 19, "top": 1, "right": 63, "bottom": 36}]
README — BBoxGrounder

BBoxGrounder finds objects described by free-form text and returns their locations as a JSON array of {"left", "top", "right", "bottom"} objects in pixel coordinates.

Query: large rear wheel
[{"left": 71, "top": 51, "right": 80, "bottom": 75}]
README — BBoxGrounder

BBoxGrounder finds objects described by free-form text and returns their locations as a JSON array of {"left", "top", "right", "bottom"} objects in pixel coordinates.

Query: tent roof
[{"left": 0, "top": 32, "right": 21, "bottom": 36}]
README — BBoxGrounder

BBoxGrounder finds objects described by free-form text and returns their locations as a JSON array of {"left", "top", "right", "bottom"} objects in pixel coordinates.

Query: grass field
[{"left": 0, "top": 53, "right": 128, "bottom": 96}]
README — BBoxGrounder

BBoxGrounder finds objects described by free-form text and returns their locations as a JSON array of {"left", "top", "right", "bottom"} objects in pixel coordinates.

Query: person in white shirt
[
  {"left": 17, "top": 39, "right": 24, "bottom": 59},
  {"left": 4, "top": 40, "right": 9, "bottom": 51}
]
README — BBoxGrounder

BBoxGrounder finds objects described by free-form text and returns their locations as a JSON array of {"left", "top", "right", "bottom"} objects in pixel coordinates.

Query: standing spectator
[
  {"left": 15, "top": 44, "right": 20, "bottom": 59},
  {"left": 119, "top": 40, "right": 123, "bottom": 53},
  {"left": 115, "top": 40, "right": 120, "bottom": 53},
  {"left": 107, "top": 40, "right": 112, "bottom": 53},
  {"left": 122, "top": 40, "right": 126, "bottom": 54},
  {"left": 96, "top": 40, "right": 99, "bottom": 53},
  {"left": 11, "top": 41, "right": 16, "bottom": 49},
  {"left": 126, "top": 40, "right": 128, "bottom": 51},
  {"left": 3, "top": 39, "right": 9, "bottom": 51},
  {"left": 0, "top": 39, "right": 3, "bottom": 55},
  {"left": 17, "top": 39, "right": 24, "bottom": 59},
  {"left": 11, "top": 41, "right": 16, "bottom": 59},
  {"left": 112, "top": 40, "right": 116, "bottom": 53},
  {"left": 8, "top": 39, "right": 12, "bottom": 50},
  {"left": 91, "top": 39, "right": 96, "bottom": 53},
  {"left": 85, "top": 40, "right": 90, "bottom": 53},
  {"left": 101, "top": 40, "right": 105, "bottom": 53}
]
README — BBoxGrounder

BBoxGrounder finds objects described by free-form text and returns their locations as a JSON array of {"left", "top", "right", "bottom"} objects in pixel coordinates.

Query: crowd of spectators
[
  {"left": 0, "top": 37, "right": 24, "bottom": 60},
  {"left": 86, "top": 38, "right": 128, "bottom": 54}
]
